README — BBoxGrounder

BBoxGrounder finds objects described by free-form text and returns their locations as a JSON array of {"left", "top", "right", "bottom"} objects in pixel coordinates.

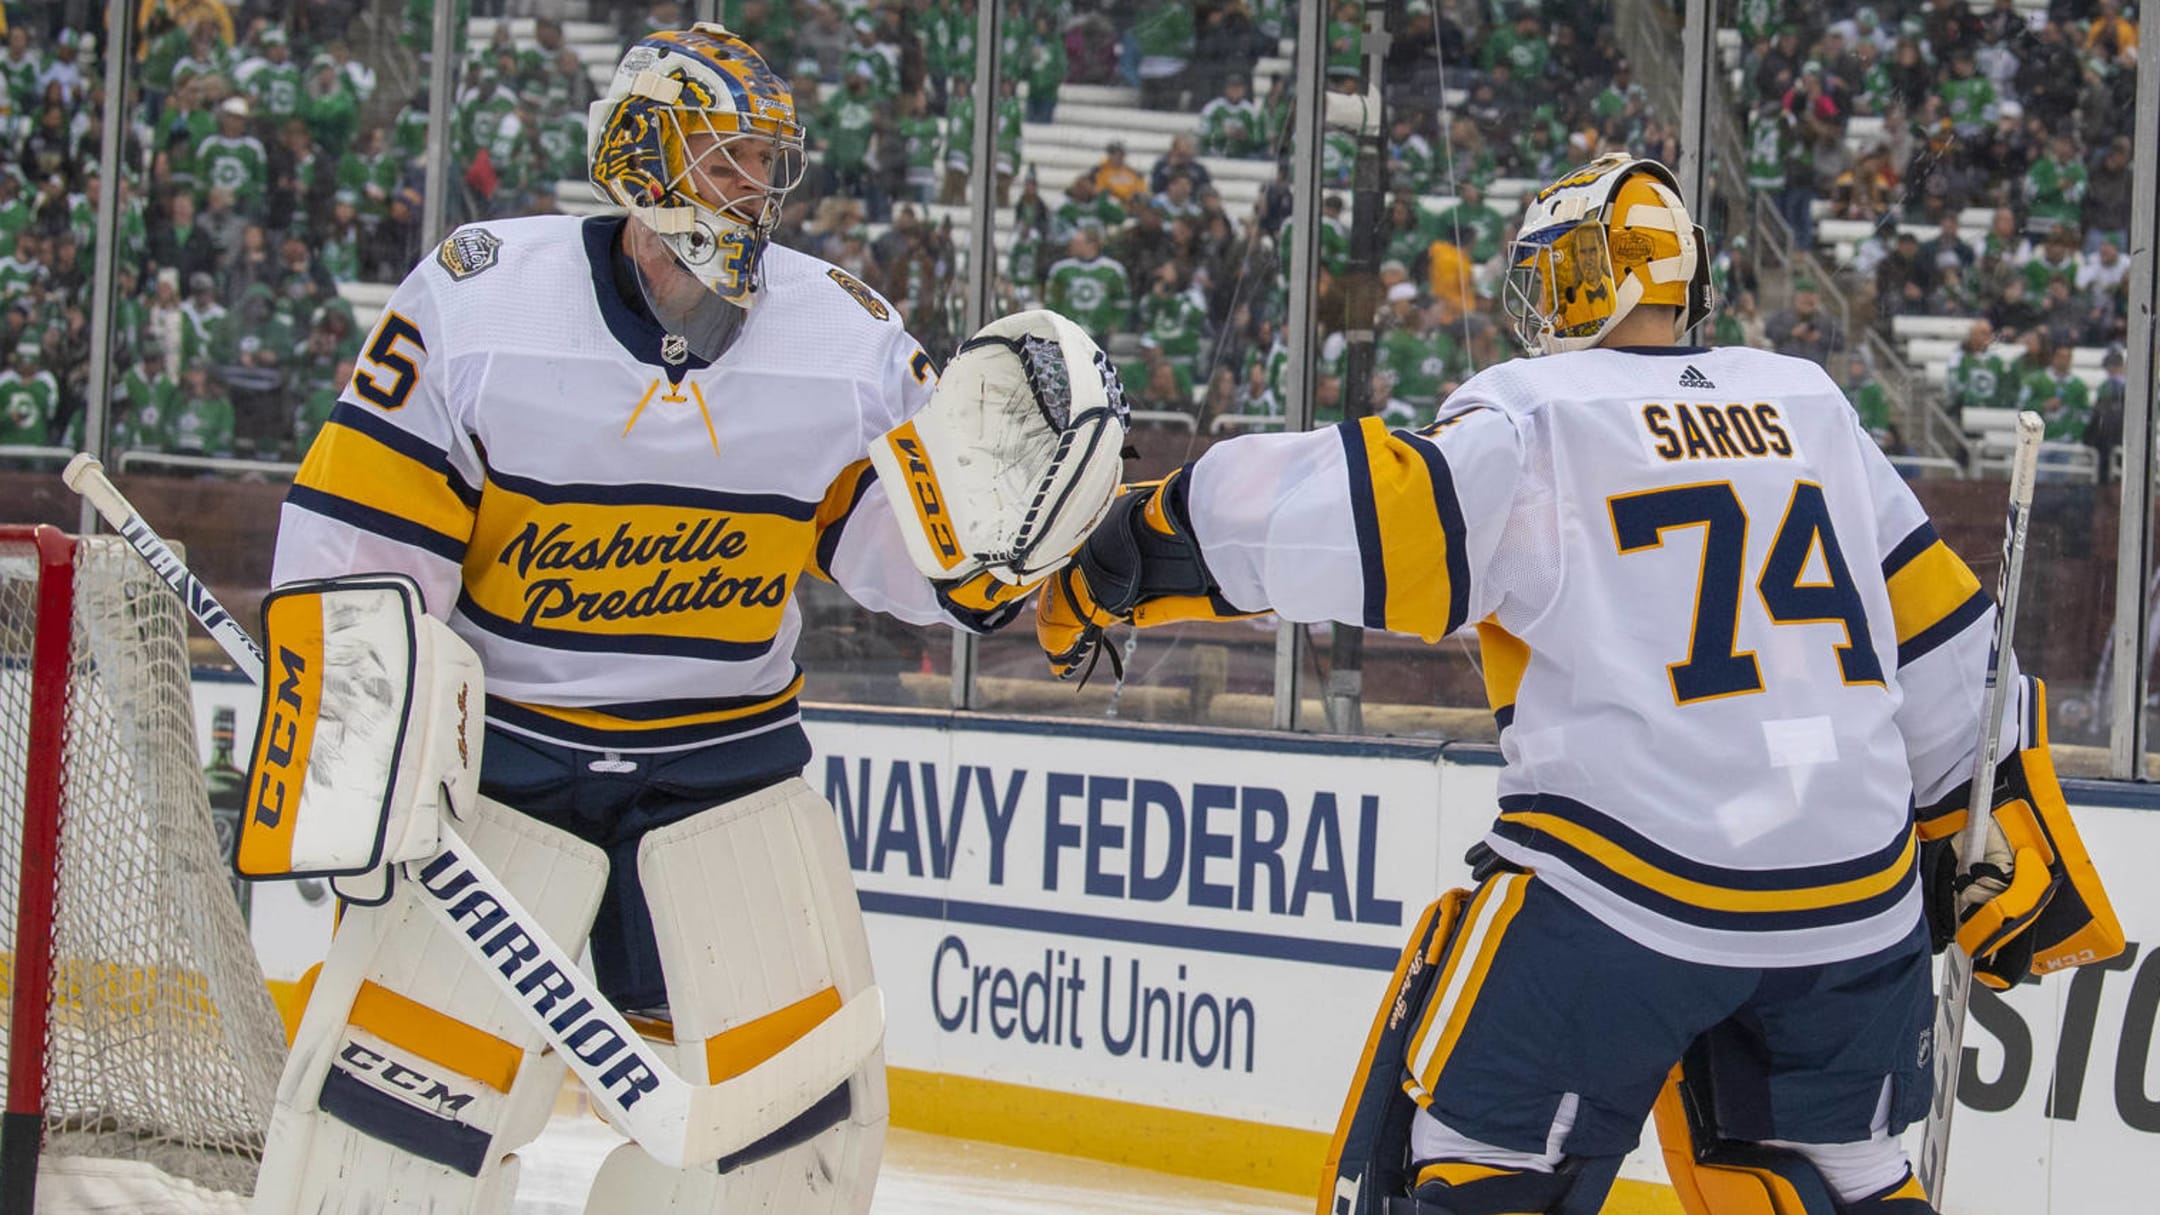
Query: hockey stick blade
[
  {"left": 60, "top": 455, "right": 887, "bottom": 1169},
  {"left": 1915, "top": 411, "right": 2044, "bottom": 1203}
]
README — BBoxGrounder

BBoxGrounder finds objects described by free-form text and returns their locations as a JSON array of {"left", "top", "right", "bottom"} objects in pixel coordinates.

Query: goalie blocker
[{"left": 244, "top": 579, "right": 885, "bottom": 1213}]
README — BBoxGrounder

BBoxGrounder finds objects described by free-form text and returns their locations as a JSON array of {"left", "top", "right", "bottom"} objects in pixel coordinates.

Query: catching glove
[{"left": 871, "top": 310, "right": 1128, "bottom": 589}]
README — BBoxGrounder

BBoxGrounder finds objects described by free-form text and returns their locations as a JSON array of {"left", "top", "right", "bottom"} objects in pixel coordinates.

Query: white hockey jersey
[
  {"left": 274, "top": 216, "right": 975, "bottom": 771},
  {"left": 1185, "top": 345, "right": 2010, "bottom": 968}
]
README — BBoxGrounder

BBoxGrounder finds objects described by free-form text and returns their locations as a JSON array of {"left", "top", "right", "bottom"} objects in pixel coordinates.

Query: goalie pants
[
  {"left": 478, "top": 725, "right": 799, "bottom": 1012},
  {"left": 1409, "top": 873, "right": 1932, "bottom": 1159}
]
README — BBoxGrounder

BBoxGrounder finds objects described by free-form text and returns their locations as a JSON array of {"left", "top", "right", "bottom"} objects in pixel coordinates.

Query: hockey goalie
[
  {"left": 1031, "top": 152, "right": 2124, "bottom": 1214},
  {"left": 237, "top": 22, "right": 1123, "bottom": 1213}
]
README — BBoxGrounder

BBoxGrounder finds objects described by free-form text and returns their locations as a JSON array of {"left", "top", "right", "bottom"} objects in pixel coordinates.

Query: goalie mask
[
  {"left": 588, "top": 23, "right": 805, "bottom": 355},
  {"left": 1503, "top": 153, "right": 1713, "bottom": 355}
]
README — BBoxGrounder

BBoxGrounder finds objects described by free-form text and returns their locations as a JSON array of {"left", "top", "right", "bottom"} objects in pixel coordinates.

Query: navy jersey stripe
[
  {"left": 1881, "top": 521, "right": 1939, "bottom": 578},
  {"left": 1498, "top": 793, "right": 1913, "bottom": 891},
  {"left": 483, "top": 693, "right": 806, "bottom": 754},
  {"left": 1896, "top": 589, "right": 1989, "bottom": 667},
  {"left": 814, "top": 464, "right": 880, "bottom": 580},
  {"left": 1338, "top": 422, "right": 1388, "bottom": 629},
  {"left": 1488, "top": 819, "right": 1917, "bottom": 934},
  {"left": 287, "top": 484, "right": 468, "bottom": 563},
  {"left": 483, "top": 464, "right": 820, "bottom": 519}
]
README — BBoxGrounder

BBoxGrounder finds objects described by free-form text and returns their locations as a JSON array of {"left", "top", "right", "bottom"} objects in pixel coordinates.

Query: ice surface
[{"left": 512, "top": 1116, "right": 1306, "bottom": 1215}]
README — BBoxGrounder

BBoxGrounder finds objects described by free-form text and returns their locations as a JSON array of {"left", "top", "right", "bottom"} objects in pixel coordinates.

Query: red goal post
[{"left": 0, "top": 525, "right": 285, "bottom": 1213}]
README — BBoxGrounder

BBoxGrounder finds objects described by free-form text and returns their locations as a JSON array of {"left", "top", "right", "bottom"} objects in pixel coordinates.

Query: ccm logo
[
  {"left": 251, "top": 645, "right": 309, "bottom": 828},
  {"left": 890, "top": 432, "right": 961, "bottom": 565},
  {"left": 337, "top": 1042, "right": 476, "bottom": 1116}
]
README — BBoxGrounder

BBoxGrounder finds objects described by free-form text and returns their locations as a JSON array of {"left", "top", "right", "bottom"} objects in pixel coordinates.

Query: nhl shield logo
[
  {"left": 660, "top": 334, "right": 689, "bottom": 365},
  {"left": 437, "top": 228, "right": 502, "bottom": 281}
]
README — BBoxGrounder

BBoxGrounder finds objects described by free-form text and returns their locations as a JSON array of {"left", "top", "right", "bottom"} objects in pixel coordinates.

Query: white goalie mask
[{"left": 588, "top": 23, "right": 805, "bottom": 340}]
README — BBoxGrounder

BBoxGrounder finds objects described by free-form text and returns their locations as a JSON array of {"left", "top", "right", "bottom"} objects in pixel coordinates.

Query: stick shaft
[
  {"left": 61, "top": 454, "right": 264, "bottom": 681},
  {"left": 1916, "top": 412, "right": 2045, "bottom": 1202}
]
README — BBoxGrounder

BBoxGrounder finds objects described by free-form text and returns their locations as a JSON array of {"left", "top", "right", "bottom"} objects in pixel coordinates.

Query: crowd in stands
[
  {"left": 4, "top": 0, "right": 2139, "bottom": 465},
  {"left": 1734, "top": 0, "right": 2140, "bottom": 462},
  {"left": 725, "top": 0, "right": 1679, "bottom": 432}
]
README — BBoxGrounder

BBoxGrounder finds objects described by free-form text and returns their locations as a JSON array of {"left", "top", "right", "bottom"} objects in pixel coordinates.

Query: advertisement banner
[{"left": 804, "top": 707, "right": 1450, "bottom": 1137}]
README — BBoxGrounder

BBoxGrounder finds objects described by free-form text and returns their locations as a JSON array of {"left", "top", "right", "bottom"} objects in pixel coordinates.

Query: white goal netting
[{"left": 0, "top": 530, "right": 285, "bottom": 1200}]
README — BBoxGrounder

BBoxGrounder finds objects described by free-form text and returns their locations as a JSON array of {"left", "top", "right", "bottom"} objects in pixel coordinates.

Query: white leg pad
[
  {"left": 251, "top": 797, "right": 610, "bottom": 1214},
  {"left": 583, "top": 777, "right": 886, "bottom": 1214}
]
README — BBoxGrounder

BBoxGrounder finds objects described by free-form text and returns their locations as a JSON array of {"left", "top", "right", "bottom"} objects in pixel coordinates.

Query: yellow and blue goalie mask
[
  {"left": 588, "top": 23, "right": 805, "bottom": 322},
  {"left": 1503, "top": 154, "right": 1713, "bottom": 355}
]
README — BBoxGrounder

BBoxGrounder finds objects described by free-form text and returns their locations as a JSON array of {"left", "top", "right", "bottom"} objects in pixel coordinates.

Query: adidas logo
[{"left": 1678, "top": 365, "right": 1716, "bottom": 390}]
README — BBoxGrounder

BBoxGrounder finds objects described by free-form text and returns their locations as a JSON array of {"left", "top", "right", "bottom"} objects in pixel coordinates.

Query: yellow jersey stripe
[
  {"left": 1884, "top": 539, "right": 1982, "bottom": 647},
  {"left": 1496, "top": 811, "right": 1915, "bottom": 913},
  {"left": 294, "top": 419, "right": 475, "bottom": 549}
]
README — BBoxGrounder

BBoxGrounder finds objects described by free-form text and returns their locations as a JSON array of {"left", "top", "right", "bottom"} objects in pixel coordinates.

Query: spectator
[
  {"left": 198, "top": 185, "right": 248, "bottom": 266},
  {"left": 2081, "top": 136, "right": 2131, "bottom": 249},
  {"left": 1836, "top": 351, "right": 1892, "bottom": 439},
  {"left": 237, "top": 27, "right": 301, "bottom": 128},
  {"left": 2016, "top": 341, "right": 2091, "bottom": 440},
  {"left": 149, "top": 187, "right": 219, "bottom": 284},
  {"left": 1150, "top": 133, "right": 1211, "bottom": 197},
  {"left": 1129, "top": 344, "right": 1194, "bottom": 416},
  {"left": 1872, "top": 231, "right": 1935, "bottom": 323},
  {"left": 1139, "top": 261, "right": 1209, "bottom": 381},
  {"left": 113, "top": 344, "right": 179, "bottom": 453},
  {"left": 1089, "top": 140, "right": 1147, "bottom": 204},
  {"left": 196, "top": 96, "right": 267, "bottom": 216},
  {"left": 0, "top": 338, "right": 56, "bottom": 444},
  {"left": 1043, "top": 228, "right": 1130, "bottom": 345},
  {"left": 1111, "top": 200, "right": 1174, "bottom": 290},
  {"left": 1023, "top": 13, "right": 1067, "bottom": 123},
  {"left": 938, "top": 71, "right": 974, "bottom": 205},
  {"left": 1198, "top": 75, "right": 1262, "bottom": 159},
  {"left": 820, "top": 64, "right": 880, "bottom": 214},
  {"left": 2024, "top": 228, "right": 2080, "bottom": 298},
  {"left": 1766, "top": 284, "right": 1842, "bottom": 366},
  {"left": 2086, "top": 346, "right": 2125, "bottom": 476},
  {"left": 168, "top": 360, "right": 235, "bottom": 457},
  {"left": 2023, "top": 133, "right": 2087, "bottom": 239},
  {"left": 1055, "top": 171, "right": 1125, "bottom": 243},
  {"left": 2078, "top": 237, "right": 2131, "bottom": 302},
  {"left": 1132, "top": 0, "right": 1195, "bottom": 110},
  {"left": 1988, "top": 273, "right": 2044, "bottom": 338}
]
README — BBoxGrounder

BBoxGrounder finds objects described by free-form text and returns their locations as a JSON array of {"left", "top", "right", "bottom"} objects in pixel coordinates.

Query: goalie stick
[
  {"left": 1913, "top": 413, "right": 2043, "bottom": 1204},
  {"left": 60, "top": 453, "right": 885, "bottom": 1170}
]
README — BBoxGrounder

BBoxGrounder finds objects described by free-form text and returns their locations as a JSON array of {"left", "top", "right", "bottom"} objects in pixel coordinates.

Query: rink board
[
  {"left": 195, "top": 677, "right": 2160, "bottom": 1211},
  {"left": 806, "top": 706, "right": 2160, "bottom": 1213}
]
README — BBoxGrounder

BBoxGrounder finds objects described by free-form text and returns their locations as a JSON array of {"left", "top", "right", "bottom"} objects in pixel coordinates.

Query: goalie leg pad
[
  {"left": 1653, "top": 1042, "right": 1938, "bottom": 1215},
  {"left": 1321, "top": 890, "right": 1471, "bottom": 1215},
  {"left": 250, "top": 796, "right": 608, "bottom": 1215},
  {"left": 585, "top": 776, "right": 885, "bottom": 1214}
]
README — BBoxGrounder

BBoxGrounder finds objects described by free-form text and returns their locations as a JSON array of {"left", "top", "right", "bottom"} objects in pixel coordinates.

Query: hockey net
[{"left": 0, "top": 526, "right": 284, "bottom": 1207}]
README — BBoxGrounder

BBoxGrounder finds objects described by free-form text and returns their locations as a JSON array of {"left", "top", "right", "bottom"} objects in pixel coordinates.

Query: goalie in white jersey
[
  {"left": 241, "top": 23, "right": 1125, "bottom": 1215},
  {"left": 1038, "top": 154, "right": 2118, "bottom": 1215}
]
